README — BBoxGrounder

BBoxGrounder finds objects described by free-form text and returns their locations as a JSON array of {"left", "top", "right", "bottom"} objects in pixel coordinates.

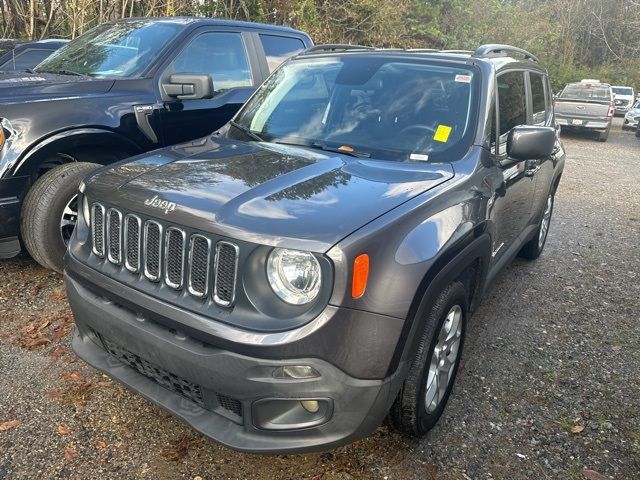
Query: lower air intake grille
[
  {"left": 97, "top": 333, "right": 205, "bottom": 408},
  {"left": 214, "top": 242, "right": 238, "bottom": 306},
  {"left": 216, "top": 394, "right": 243, "bottom": 417}
]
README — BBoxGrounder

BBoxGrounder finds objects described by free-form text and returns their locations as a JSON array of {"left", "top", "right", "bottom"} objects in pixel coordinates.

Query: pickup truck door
[
  {"left": 489, "top": 70, "right": 536, "bottom": 262},
  {"left": 157, "top": 29, "right": 263, "bottom": 146}
]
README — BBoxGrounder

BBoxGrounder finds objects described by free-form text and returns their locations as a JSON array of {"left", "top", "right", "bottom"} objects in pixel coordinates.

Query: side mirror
[
  {"left": 162, "top": 73, "right": 214, "bottom": 100},
  {"left": 507, "top": 125, "right": 556, "bottom": 160}
]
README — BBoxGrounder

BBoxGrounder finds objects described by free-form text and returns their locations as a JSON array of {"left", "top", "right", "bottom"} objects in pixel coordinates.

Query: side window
[
  {"left": 259, "top": 34, "right": 305, "bottom": 73},
  {"left": 0, "top": 49, "right": 51, "bottom": 71},
  {"left": 497, "top": 71, "right": 526, "bottom": 141},
  {"left": 530, "top": 73, "right": 547, "bottom": 125},
  {"left": 172, "top": 32, "right": 252, "bottom": 93}
]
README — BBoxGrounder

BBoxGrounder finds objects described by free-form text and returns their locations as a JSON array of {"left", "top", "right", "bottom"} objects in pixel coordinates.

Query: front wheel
[
  {"left": 21, "top": 162, "right": 100, "bottom": 272},
  {"left": 388, "top": 281, "right": 467, "bottom": 436}
]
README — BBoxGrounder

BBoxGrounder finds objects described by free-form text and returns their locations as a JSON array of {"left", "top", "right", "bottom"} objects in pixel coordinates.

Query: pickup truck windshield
[
  {"left": 234, "top": 56, "right": 479, "bottom": 162},
  {"left": 560, "top": 84, "right": 611, "bottom": 101},
  {"left": 34, "top": 20, "right": 182, "bottom": 78},
  {"left": 612, "top": 87, "right": 633, "bottom": 96}
]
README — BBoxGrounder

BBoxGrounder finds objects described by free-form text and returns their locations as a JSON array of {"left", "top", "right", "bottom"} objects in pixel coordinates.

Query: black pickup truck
[{"left": 0, "top": 17, "right": 311, "bottom": 272}]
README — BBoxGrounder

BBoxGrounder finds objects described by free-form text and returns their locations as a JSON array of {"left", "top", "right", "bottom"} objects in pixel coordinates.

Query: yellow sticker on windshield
[{"left": 433, "top": 125, "right": 452, "bottom": 143}]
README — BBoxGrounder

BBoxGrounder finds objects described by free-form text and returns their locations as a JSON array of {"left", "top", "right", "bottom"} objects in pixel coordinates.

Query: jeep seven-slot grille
[
  {"left": 91, "top": 204, "right": 105, "bottom": 257},
  {"left": 124, "top": 215, "right": 141, "bottom": 272},
  {"left": 107, "top": 209, "right": 122, "bottom": 264},
  {"left": 90, "top": 203, "right": 238, "bottom": 307},
  {"left": 144, "top": 221, "right": 162, "bottom": 281}
]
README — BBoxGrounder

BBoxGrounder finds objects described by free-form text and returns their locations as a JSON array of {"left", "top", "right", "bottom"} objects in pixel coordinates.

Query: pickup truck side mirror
[
  {"left": 162, "top": 73, "right": 214, "bottom": 100},
  {"left": 507, "top": 125, "right": 556, "bottom": 160}
]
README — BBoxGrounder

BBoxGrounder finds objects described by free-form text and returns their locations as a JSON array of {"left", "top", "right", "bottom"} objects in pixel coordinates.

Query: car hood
[
  {"left": 0, "top": 72, "right": 114, "bottom": 104},
  {"left": 86, "top": 136, "right": 454, "bottom": 252}
]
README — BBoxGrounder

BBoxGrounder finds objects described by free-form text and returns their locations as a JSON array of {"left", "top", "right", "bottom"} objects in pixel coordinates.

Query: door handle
[{"left": 524, "top": 166, "right": 540, "bottom": 177}]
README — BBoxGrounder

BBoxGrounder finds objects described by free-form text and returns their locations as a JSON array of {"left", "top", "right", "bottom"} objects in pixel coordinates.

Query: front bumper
[
  {"left": 622, "top": 116, "right": 640, "bottom": 130},
  {"left": 555, "top": 115, "right": 611, "bottom": 131},
  {"left": 65, "top": 263, "right": 405, "bottom": 453}
]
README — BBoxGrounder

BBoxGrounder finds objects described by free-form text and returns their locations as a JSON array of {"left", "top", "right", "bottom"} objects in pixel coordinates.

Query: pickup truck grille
[{"left": 90, "top": 203, "right": 238, "bottom": 306}]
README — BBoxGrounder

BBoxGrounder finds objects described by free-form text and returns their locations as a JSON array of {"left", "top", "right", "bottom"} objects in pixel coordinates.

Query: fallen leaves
[
  {"left": 0, "top": 420, "right": 20, "bottom": 431},
  {"left": 57, "top": 425, "right": 71, "bottom": 435},
  {"left": 95, "top": 439, "right": 107, "bottom": 449},
  {"left": 14, "top": 308, "right": 75, "bottom": 351},
  {"left": 64, "top": 446, "right": 76, "bottom": 462},
  {"left": 571, "top": 425, "right": 585, "bottom": 434},
  {"left": 581, "top": 468, "right": 606, "bottom": 480},
  {"left": 161, "top": 435, "right": 192, "bottom": 461}
]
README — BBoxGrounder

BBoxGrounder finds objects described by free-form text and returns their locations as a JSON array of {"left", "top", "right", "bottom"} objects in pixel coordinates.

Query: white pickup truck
[{"left": 555, "top": 81, "right": 614, "bottom": 142}]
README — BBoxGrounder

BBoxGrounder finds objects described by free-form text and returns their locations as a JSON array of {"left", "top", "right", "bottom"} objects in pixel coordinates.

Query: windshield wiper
[
  {"left": 37, "top": 69, "right": 88, "bottom": 77},
  {"left": 229, "top": 120, "right": 264, "bottom": 142},
  {"left": 310, "top": 142, "right": 371, "bottom": 158}
]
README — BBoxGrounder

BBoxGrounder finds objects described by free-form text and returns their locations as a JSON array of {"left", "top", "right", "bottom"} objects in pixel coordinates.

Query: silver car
[{"left": 622, "top": 100, "right": 640, "bottom": 131}]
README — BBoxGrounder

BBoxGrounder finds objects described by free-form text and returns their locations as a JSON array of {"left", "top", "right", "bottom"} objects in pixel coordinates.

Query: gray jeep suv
[{"left": 64, "top": 44, "right": 565, "bottom": 453}]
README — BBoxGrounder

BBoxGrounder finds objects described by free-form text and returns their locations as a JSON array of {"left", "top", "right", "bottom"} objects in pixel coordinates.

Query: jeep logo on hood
[{"left": 144, "top": 195, "right": 177, "bottom": 214}]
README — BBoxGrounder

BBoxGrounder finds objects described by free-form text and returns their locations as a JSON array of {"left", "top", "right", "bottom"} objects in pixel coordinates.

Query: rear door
[
  {"left": 158, "top": 28, "right": 261, "bottom": 146},
  {"left": 527, "top": 71, "right": 556, "bottom": 219},
  {"left": 489, "top": 70, "right": 536, "bottom": 262}
]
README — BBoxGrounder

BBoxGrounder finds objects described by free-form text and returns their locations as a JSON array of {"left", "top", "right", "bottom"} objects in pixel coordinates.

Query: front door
[
  {"left": 489, "top": 70, "right": 536, "bottom": 262},
  {"left": 159, "top": 30, "right": 259, "bottom": 146}
]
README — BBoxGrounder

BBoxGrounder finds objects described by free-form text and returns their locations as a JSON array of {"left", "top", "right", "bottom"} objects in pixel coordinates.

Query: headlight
[{"left": 267, "top": 248, "right": 321, "bottom": 305}]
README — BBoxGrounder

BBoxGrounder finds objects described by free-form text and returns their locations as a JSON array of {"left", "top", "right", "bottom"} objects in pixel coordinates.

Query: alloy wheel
[
  {"left": 425, "top": 305, "right": 463, "bottom": 414},
  {"left": 60, "top": 193, "right": 78, "bottom": 246}
]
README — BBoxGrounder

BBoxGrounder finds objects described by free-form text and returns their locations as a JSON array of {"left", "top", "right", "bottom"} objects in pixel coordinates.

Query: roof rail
[
  {"left": 406, "top": 48, "right": 440, "bottom": 53},
  {"left": 300, "top": 44, "right": 374, "bottom": 55},
  {"left": 473, "top": 44, "right": 539, "bottom": 63},
  {"left": 440, "top": 49, "right": 474, "bottom": 54}
]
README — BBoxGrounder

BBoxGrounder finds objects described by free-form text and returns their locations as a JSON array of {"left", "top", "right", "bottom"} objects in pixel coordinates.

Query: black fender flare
[
  {"left": 386, "top": 231, "right": 492, "bottom": 377},
  {"left": 12, "top": 128, "right": 143, "bottom": 177}
]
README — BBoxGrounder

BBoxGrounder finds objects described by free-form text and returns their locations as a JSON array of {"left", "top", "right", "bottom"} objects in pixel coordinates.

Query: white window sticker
[
  {"left": 455, "top": 74, "right": 472, "bottom": 83},
  {"left": 409, "top": 153, "right": 429, "bottom": 161}
]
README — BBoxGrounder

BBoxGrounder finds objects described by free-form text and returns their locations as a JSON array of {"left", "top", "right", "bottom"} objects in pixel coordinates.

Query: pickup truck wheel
[
  {"left": 388, "top": 281, "right": 467, "bottom": 437},
  {"left": 596, "top": 128, "right": 609, "bottom": 142},
  {"left": 519, "top": 191, "right": 554, "bottom": 260},
  {"left": 21, "top": 162, "right": 100, "bottom": 272}
]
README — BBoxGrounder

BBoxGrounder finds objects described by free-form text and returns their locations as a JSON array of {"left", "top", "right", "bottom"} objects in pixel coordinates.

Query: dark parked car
[
  {"left": 65, "top": 44, "right": 565, "bottom": 453},
  {"left": 0, "top": 39, "right": 69, "bottom": 72},
  {"left": 0, "top": 17, "right": 311, "bottom": 271}
]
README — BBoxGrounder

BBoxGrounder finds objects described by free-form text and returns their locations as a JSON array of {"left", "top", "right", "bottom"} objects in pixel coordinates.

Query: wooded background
[{"left": 1, "top": 0, "right": 639, "bottom": 89}]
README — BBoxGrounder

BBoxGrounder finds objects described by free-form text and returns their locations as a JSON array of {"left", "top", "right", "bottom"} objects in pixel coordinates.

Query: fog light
[
  {"left": 300, "top": 400, "right": 320, "bottom": 413},
  {"left": 273, "top": 365, "right": 320, "bottom": 379}
]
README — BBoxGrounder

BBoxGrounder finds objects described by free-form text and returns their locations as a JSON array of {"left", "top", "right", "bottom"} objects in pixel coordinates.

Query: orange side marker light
[{"left": 352, "top": 254, "right": 370, "bottom": 299}]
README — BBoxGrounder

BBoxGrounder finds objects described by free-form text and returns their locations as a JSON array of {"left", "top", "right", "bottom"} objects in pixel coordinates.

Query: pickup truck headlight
[{"left": 267, "top": 248, "right": 321, "bottom": 305}]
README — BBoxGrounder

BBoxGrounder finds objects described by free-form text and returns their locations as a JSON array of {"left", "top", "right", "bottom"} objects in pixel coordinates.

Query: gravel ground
[{"left": 0, "top": 118, "right": 638, "bottom": 480}]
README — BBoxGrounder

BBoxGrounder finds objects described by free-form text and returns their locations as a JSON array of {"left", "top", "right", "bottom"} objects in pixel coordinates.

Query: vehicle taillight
[{"left": 607, "top": 104, "right": 615, "bottom": 117}]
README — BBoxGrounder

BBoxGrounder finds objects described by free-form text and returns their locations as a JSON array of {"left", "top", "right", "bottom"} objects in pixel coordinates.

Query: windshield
[
  {"left": 233, "top": 56, "right": 480, "bottom": 162},
  {"left": 35, "top": 20, "right": 182, "bottom": 78},
  {"left": 560, "top": 84, "right": 611, "bottom": 101},
  {"left": 612, "top": 87, "right": 633, "bottom": 96}
]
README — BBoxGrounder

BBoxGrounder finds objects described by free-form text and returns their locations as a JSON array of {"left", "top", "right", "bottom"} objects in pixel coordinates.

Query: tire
[
  {"left": 519, "top": 190, "right": 554, "bottom": 260},
  {"left": 21, "top": 162, "right": 100, "bottom": 272},
  {"left": 596, "top": 129, "right": 609, "bottom": 142},
  {"left": 388, "top": 281, "right": 467, "bottom": 437}
]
